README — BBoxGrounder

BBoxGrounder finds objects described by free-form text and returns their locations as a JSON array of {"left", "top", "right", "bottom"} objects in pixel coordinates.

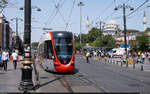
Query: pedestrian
[
  {"left": 2, "top": 50, "right": 9, "bottom": 71},
  {"left": 148, "top": 52, "right": 150, "bottom": 63},
  {"left": 0, "top": 50, "right": 3, "bottom": 68},
  {"left": 86, "top": 51, "right": 90, "bottom": 63},
  {"left": 11, "top": 50, "right": 18, "bottom": 70},
  {"left": 141, "top": 52, "right": 145, "bottom": 64}
]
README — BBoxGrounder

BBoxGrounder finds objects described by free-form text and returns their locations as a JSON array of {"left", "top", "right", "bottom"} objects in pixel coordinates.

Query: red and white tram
[{"left": 37, "top": 31, "right": 75, "bottom": 73}]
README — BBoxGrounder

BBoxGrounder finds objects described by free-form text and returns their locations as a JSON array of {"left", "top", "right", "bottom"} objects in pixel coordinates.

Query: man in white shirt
[
  {"left": 2, "top": 50, "right": 9, "bottom": 71},
  {"left": 12, "top": 50, "right": 18, "bottom": 70}
]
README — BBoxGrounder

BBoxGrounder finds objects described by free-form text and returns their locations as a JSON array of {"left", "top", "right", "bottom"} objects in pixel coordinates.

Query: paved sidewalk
[{"left": 0, "top": 61, "right": 22, "bottom": 92}]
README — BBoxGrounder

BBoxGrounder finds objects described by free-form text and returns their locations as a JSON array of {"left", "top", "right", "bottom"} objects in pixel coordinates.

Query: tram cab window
[{"left": 44, "top": 40, "right": 53, "bottom": 59}]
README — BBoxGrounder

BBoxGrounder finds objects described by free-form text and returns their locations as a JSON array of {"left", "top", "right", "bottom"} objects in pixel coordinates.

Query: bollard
[
  {"left": 105, "top": 59, "right": 106, "bottom": 62},
  {"left": 141, "top": 65, "right": 143, "bottom": 71},
  {"left": 121, "top": 61, "right": 123, "bottom": 67},
  {"left": 133, "top": 62, "right": 135, "bottom": 69},
  {"left": 126, "top": 60, "right": 128, "bottom": 68},
  {"left": 110, "top": 59, "right": 112, "bottom": 64},
  {"left": 113, "top": 60, "right": 115, "bottom": 64}
]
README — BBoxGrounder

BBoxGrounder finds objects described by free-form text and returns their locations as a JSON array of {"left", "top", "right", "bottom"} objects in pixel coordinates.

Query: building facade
[
  {"left": 115, "top": 30, "right": 139, "bottom": 47},
  {"left": 0, "top": 13, "right": 12, "bottom": 50}
]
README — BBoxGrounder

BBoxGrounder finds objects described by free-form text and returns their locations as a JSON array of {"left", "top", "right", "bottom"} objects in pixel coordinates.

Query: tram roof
[
  {"left": 38, "top": 31, "right": 72, "bottom": 46},
  {"left": 38, "top": 33, "right": 51, "bottom": 46}
]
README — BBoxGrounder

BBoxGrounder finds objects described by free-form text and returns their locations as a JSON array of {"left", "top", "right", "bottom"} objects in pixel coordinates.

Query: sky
[{"left": 2, "top": 0, "right": 150, "bottom": 42}]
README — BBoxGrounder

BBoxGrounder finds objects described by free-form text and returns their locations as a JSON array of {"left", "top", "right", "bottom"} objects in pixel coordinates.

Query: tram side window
[{"left": 44, "top": 40, "right": 53, "bottom": 59}]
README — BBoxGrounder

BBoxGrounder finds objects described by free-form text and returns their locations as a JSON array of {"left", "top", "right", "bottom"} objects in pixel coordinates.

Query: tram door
[{"left": 44, "top": 40, "right": 55, "bottom": 71}]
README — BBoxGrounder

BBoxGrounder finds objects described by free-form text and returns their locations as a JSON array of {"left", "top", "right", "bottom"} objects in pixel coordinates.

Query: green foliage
[
  {"left": 75, "top": 42, "right": 81, "bottom": 49},
  {"left": 101, "top": 35, "right": 116, "bottom": 48},
  {"left": 74, "top": 34, "right": 79, "bottom": 42},
  {"left": 92, "top": 37, "right": 100, "bottom": 47},
  {"left": 136, "top": 34, "right": 149, "bottom": 51},
  {"left": 131, "top": 46, "right": 139, "bottom": 53},
  {"left": 74, "top": 27, "right": 117, "bottom": 49},
  {"left": 81, "top": 34, "right": 88, "bottom": 43},
  {"left": 87, "top": 27, "right": 100, "bottom": 43},
  {"left": 31, "top": 42, "right": 39, "bottom": 49},
  {"left": 145, "top": 28, "right": 150, "bottom": 32}
]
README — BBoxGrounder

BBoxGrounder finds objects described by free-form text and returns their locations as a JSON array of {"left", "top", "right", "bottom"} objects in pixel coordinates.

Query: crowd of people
[
  {"left": 82, "top": 48, "right": 150, "bottom": 64},
  {"left": 0, "top": 49, "right": 21, "bottom": 71}
]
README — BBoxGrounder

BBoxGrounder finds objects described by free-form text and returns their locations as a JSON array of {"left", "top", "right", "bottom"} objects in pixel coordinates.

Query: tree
[
  {"left": 74, "top": 34, "right": 87, "bottom": 49},
  {"left": 87, "top": 27, "right": 100, "bottom": 43},
  {"left": 31, "top": 42, "right": 39, "bottom": 50},
  {"left": 74, "top": 34, "right": 79, "bottom": 42},
  {"left": 101, "top": 35, "right": 116, "bottom": 48},
  {"left": 90, "top": 37, "right": 101, "bottom": 47},
  {"left": 136, "top": 34, "right": 149, "bottom": 52},
  {"left": 145, "top": 28, "right": 150, "bottom": 32}
]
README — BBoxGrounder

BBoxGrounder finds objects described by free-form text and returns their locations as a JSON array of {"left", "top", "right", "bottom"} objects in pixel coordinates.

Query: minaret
[
  {"left": 143, "top": 10, "right": 146, "bottom": 31},
  {"left": 86, "top": 16, "right": 89, "bottom": 34}
]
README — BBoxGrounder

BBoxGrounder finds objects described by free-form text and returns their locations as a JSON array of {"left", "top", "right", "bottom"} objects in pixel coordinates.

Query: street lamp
[
  {"left": 114, "top": 3, "right": 134, "bottom": 68},
  {"left": 19, "top": 0, "right": 41, "bottom": 92},
  {"left": 19, "top": 5, "right": 41, "bottom": 12},
  {"left": 42, "top": 27, "right": 53, "bottom": 31},
  {"left": 78, "top": 1, "right": 84, "bottom": 48}
]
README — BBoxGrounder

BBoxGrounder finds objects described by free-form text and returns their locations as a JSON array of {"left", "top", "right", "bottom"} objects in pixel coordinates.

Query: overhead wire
[
  {"left": 102, "top": 0, "right": 129, "bottom": 21},
  {"left": 65, "top": 0, "right": 76, "bottom": 30},
  {"left": 106, "top": 0, "right": 149, "bottom": 21},
  {"left": 127, "top": 0, "right": 149, "bottom": 17},
  {"left": 45, "top": 0, "right": 66, "bottom": 26},
  {"left": 44, "top": 0, "right": 58, "bottom": 26},
  {"left": 54, "top": 2, "right": 67, "bottom": 25},
  {"left": 89, "top": 0, "right": 115, "bottom": 26}
]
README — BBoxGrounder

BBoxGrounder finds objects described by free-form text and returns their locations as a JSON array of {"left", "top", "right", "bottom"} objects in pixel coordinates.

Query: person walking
[
  {"left": 86, "top": 51, "right": 90, "bottom": 63},
  {"left": 11, "top": 50, "right": 18, "bottom": 70},
  {"left": 2, "top": 50, "right": 9, "bottom": 71},
  {"left": 0, "top": 50, "right": 3, "bottom": 68},
  {"left": 148, "top": 52, "right": 150, "bottom": 63},
  {"left": 141, "top": 52, "right": 145, "bottom": 64}
]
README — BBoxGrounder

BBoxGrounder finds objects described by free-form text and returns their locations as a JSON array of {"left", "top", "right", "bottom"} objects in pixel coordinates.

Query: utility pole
[
  {"left": 78, "top": 2, "right": 84, "bottom": 48},
  {"left": 123, "top": 4, "right": 127, "bottom": 61},
  {"left": 19, "top": 0, "right": 33, "bottom": 91},
  {"left": 11, "top": 17, "right": 23, "bottom": 49},
  {"left": 114, "top": 3, "right": 134, "bottom": 68},
  {"left": 96, "top": 21, "right": 105, "bottom": 47}
]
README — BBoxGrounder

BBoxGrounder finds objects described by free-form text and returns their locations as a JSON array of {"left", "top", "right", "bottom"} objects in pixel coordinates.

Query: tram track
[
  {"left": 52, "top": 72, "right": 109, "bottom": 93},
  {"left": 38, "top": 60, "right": 107, "bottom": 92},
  {"left": 53, "top": 74, "right": 74, "bottom": 93}
]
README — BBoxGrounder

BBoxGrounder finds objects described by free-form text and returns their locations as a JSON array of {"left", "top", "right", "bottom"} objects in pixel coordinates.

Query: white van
[{"left": 110, "top": 48, "right": 127, "bottom": 58}]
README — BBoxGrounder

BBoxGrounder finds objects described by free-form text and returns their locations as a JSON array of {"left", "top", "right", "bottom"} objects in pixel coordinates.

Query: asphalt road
[
  {"left": 75, "top": 55, "right": 150, "bottom": 93},
  {"left": 0, "top": 55, "right": 150, "bottom": 93}
]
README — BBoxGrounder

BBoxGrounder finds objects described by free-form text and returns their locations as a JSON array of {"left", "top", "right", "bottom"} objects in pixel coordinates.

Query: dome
[
  {"left": 108, "top": 20, "right": 117, "bottom": 25},
  {"left": 0, "top": 13, "right": 4, "bottom": 18},
  {"left": 104, "top": 19, "right": 119, "bottom": 31}
]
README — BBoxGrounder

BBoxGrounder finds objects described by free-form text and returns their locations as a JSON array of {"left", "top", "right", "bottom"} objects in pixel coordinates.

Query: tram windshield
[{"left": 54, "top": 37, "right": 73, "bottom": 56}]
